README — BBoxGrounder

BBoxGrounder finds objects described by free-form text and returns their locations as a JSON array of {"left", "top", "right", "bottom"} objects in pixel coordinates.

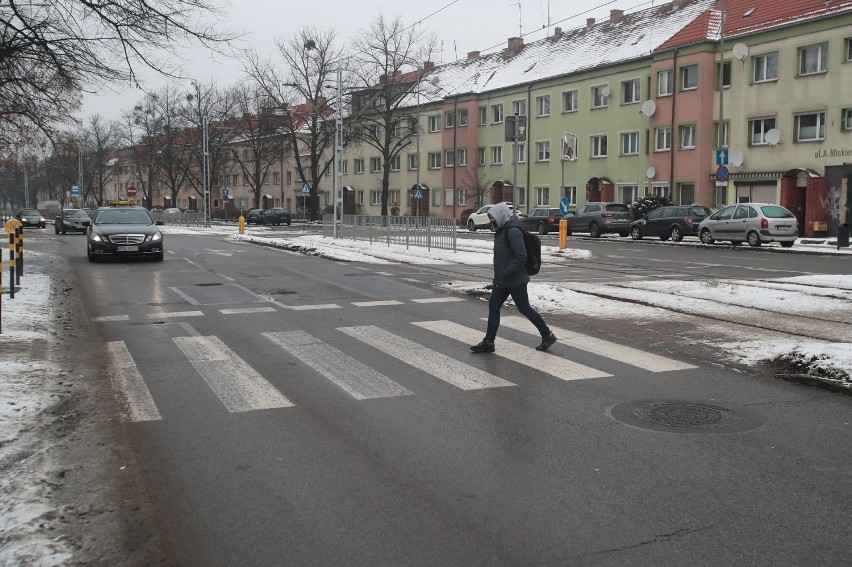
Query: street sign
[
  {"left": 127, "top": 185, "right": 137, "bottom": 197},
  {"left": 716, "top": 165, "right": 730, "bottom": 181},
  {"left": 559, "top": 197, "right": 571, "bottom": 217},
  {"left": 505, "top": 115, "right": 527, "bottom": 141},
  {"left": 301, "top": 182, "right": 311, "bottom": 195},
  {"left": 70, "top": 185, "right": 80, "bottom": 197},
  {"left": 222, "top": 188, "right": 229, "bottom": 198},
  {"left": 411, "top": 188, "right": 423, "bottom": 200},
  {"left": 715, "top": 148, "right": 729, "bottom": 165}
]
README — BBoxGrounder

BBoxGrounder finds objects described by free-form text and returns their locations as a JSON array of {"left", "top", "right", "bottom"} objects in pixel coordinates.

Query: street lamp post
[
  {"left": 332, "top": 69, "right": 343, "bottom": 239},
  {"left": 202, "top": 113, "right": 210, "bottom": 227}
]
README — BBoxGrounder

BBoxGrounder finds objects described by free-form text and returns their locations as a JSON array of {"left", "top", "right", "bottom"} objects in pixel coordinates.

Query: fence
[
  {"left": 149, "top": 210, "right": 204, "bottom": 226},
  {"left": 322, "top": 215, "right": 459, "bottom": 252}
]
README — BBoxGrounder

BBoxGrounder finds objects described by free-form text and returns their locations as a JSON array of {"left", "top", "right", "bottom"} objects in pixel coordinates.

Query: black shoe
[
  {"left": 536, "top": 332, "right": 557, "bottom": 351},
  {"left": 470, "top": 340, "right": 495, "bottom": 353}
]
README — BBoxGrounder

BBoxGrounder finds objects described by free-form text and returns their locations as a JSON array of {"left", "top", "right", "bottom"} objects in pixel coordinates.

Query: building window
[
  {"left": 678, "top": 183, "right": 695, "bottom": 205},
  {"left": 369, "top": 190, "right": 381, "bottom": 205},
  {"left": 444, "top": 150, "right": 455, "bottom": 167},
  {"left": 655, "top": 126, "right": 671, "bottom": 151},
  {"left": 408, "top": 154, "right": 418, "bottom": 170},
  {"left": 517, "top": 188, "right": 526, "bottom": 208},
  {"left": 479, "top": 106, "right": 487, "bottom": 125},
  {"left": 846, "top": 38, "right": 852, "bottom": 62},
  {"left": 535, "top": 186, "right": 550, "bottom": 206},
  {"left": 716, "top": 60, "right": 731, "bottom": 88},
  {"left": 749, "top": 117, "right": 776, "bottom": 145},
  {"left": 536, "top": 94, "right": 551, "bottom": 117},
  {"left": 842, "top": 108, "right": 852, "bottom": 131},
  {"left": 286, "top": 171, "right": 292, "bottom": 184},
  {"left": 492, "top": 104, "right": 504, "bottom": 123},
  {"left": 715, "top": 121, "right": 729, "bottom": 148},
  {"left": 478, "top": 147, "right": 486, "bottom": 166},
  {"left": 458, "top": 108, "right": 469, "bottom": 127},
  {"left": 618, "top": 184, "right": 638, "bottom": 205},
  {"left": 622, "top": 79, "right": 640, "bottom": 104},
  {"left": 273, "top": 171, "right": 279, "bottom": 184},
  {"left": 491, "top": 145, "right": 503, "bottom": 165},
  {"left": 356, "top": 191, "right": 364, "bottom": 205},
  {"left": 354, "top": 158, "right": 364, "bottom": 173},
  {"left": 428, "top": 115, "right": 441, "bottom": 132},
  {"left": 753, "top": 52, "right": 778, "bottom": 82},
  {"left": 391, "top": 121, "right": 402, "bottom": 138},
  {"left": 535, "top": 140, "right": 551, "bottom": 162},
  {"left": 389, "top": 190, "right": 400, "bottom": 205},
  {"left": 562, "top": 90, "right": 578, "bottom": 112},
  {"left": 657, "top": 69, "right": 673, "bottom": 96},
  {"left": 428, "top": 152, "right": 441, "bottom": 169},
  {"left": 409, "top": 117, "right": 419, "bottom": 134},
  {"left": 799, "top": 43, "right": 828, "bottom": 75},
  {"left": 390, "top": 156, "right": 400, "bottom": 171},
  {"left": 512, "top": 99, "right": 526, "bottom": 116},
  {"left": 620, "top": 131, "right": 639, "bottom": 155},
  {"left": 562, "top": 186, "right": 577, "bottom": 204},
  {"left": 590, "top": 135, "right": 608, "bottom": 158},
  {"left": 795, "top": 112, "right": 825, "bottom": 142},
  {"left": 651, "top": 184, "right": 670, "bottom": 199},
  {"left": 515, "top": 142, "right": 525, "bottom": 163},
  {"left": 458, "top": 148, "right": 468, "bottom": 166},
  {"left": 680, "top": 65, "right": 698, "bottom": 90},
  {"left": 445, "top": 110, "right": 455, "bottom": 128},
  {"left": 591, "top": 85, "right": 608, "bottom": 108},
  {"left": 339, "top": 160, "right": 348, "bottom": 175},
  {"left": 370, "top": 157, "right": 381, "bottom": 172},
  {"left": 432, "top": 189, "right": 441, "bottom": 207},
  {"left": 679, "top": 124, "right": 696, "bottom": 149}
]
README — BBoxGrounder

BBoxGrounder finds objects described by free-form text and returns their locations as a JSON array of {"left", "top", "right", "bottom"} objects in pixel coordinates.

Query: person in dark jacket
[{"left": 470, "top": 202, "right": 556, "bottom": 353}]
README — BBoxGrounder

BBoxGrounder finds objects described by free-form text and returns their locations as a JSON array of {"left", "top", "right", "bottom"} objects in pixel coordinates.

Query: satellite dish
[
  {"left": 646, "top": 167, "right": 656, "bottom": 179},
  {"left": 640, "top": 100, "right": 657, "bottom": 117},
  {"left": 765, "top": 128, "right": 781, "bottom": 146},
  {"left": 732, "top": 43, "right": 749, "bottom": 61},
  {"left": 729, "top": 150, "right": 744, "bottom": 167},
  {"left": 601, "top": 85, "right": 610, "bottom": 97}
]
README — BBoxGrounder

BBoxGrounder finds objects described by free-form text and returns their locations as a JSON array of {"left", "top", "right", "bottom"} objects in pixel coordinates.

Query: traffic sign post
[
  {"left": 716, "top": 165, "right": 730, "bottom": 181},
  {"left": 301, "top": 182, "right": 311, "bottom": 222},
  {"left": 715, "top": 148, "right": 729, "bottom": 165}
]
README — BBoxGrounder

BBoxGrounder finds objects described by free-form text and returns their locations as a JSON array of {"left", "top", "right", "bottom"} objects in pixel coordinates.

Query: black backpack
[{"left": 512, "top": 227, "right": 541, "bottom": 275}]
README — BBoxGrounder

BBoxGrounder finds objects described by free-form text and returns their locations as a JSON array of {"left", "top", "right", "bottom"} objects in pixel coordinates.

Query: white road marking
[
  {"left": 263, "top": 330, "right": 412, "bottom": 399},
  {"left": 173, "top": 336, "right": 293, "bottom": 412},
  {"left": 338, "top": 325, "right": 514, "bottom": 390},
  {"left": 374, "top": 271, "right": 394, "bottom": 276},
  {"left": 220, "top": 275, "right": 236, "bottom": 282},
  {"left": 205, "top": 249, "right": 235, "bottom": 257},
  {"left": 352, "top": 300, "right": 404, "bottom": 307},
  {"left": 411, "top": 297, "right": 467, "bottom": 304},
  {"left": 106, "top": 341, "right": 162, "bottom": 422},
  {"left": 498, "top": 316, "right": 696, "bottom": 372},
  {"left": 401, "top": 278, "right": 422, "bottom": 283},
  {"left": 219, "top": 307, "right": 277, "bottom": 315},
  {"left": 281, "top": 303, "right": 342, "bottom": 311},
  {"left": 93, "top": 315, "right": 130, "bottom": 322},
  {"left": 148, "top": 310, "right": 204, "bottom": 319},
  {"left": 413, "top": 320, "right": 610, "bottom": 381}
]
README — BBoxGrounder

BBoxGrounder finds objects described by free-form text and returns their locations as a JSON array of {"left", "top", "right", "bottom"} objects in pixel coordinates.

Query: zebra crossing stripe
[
  {"left": 410, "top": 297, "right": 466, "bottom": 304},
  {"left": 94, "top": 315, "right": 130, "bottom": 322},
  {"left": 498, "top": 316, "right": 696, "bottom": 372},
  {"left": 352, "top": 300, "right": 404, "bottom": 307},
  {"left": 263, "top": 330, "right": 412, "bottom": 400},
  {"left": 148, "top": 310, "right": 204, "bottom": 319},
  {"left": 338, "top": 325, "right": 515, "bottom": 390},
  {"left": 106, "top": 341, "right": 162, "bottom": 422},
  {"left": 173, "top": 336, "right": 294, "bottom": 412},
  {"left": 282, "top": 304, "right": 342, "bottom": 311},
  {"left": 413, "top": 320, "right": 611, "bottom": 381},
  {"left": 219, "top": 307, "right": 277, "bottom": 315}
]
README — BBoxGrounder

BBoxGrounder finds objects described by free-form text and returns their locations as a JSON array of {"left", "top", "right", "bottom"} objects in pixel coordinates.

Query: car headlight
[
  {"left": 89, "top": 233, "right": 103, "bottom": 242},
  {"left": 149, "top": 231, "right": 163, "bottom": 242}
]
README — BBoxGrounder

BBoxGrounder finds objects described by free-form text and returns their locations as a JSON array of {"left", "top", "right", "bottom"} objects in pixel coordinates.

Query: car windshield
[
  {"left": 605, "top": 204, "right": 630, "bottom": 212},
  {"left": 760, "top": 205, "right": 794, "bottom": 219},
  {"left": 95, "top": 209, "right": 153, "bottom": 225},
  {"left": 64, "top": 210, "right": 89, "bottom": 219},
  {"left": 21, "top": 211, "right": 41, "bottom": 218}
]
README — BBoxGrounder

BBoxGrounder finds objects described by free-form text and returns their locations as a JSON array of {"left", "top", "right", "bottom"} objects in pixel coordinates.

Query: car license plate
[
  {"left": 775, "top": 225, "right": 791, "bottom": 231},
  {"left": 117, "top": 245, "right": 139, "bottom": 252}
]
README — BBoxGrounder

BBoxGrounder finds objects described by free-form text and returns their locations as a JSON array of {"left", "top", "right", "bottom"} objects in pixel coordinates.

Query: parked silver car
[
  {"left": 466, "top": 202, "right": 516, "bottom": 231},
  {"left": 698, "top": 203, "right": 798, "bottom": 248}
]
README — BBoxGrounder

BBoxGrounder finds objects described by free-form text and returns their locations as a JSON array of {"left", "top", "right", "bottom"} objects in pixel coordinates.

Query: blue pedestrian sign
[
  {"left": 559, "top": 197, "right": 571, "bottom": 217},
  {"left": 412, "top": 187, "right": 423, "bottom": 199},
  {"left": 715, "top": 148, "right": 729, "bottom": 165},
  {"left": 301, "top": 182, "right": 311, "bottom": 195}
]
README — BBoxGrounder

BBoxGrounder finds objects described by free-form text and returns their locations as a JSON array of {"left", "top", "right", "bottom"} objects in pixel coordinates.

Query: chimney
[
  {"left": 467, "top": 50, "right": 480, "bottom": 60},
  {"left": 507, "top": 37, "right": 524, "bottom": 53},
  {"left": 586, "top": 18, "right": 596, "bottom": 28},
  {"left": 313, "top": 96, "right": 327, "bottom": 110},
  {"left": 610, "top": 9, "right": 624, "bottom": 22},
  {"left": 553, "top": 27, "right": 562, "bottom": 38},
  {"left": 423, "top": 61, "right": 435, "bottom": 71}
]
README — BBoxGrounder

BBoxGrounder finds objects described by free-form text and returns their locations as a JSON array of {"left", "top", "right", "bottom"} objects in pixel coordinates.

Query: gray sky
[{"left": 81, "top": 0, "right": 621, "bottom": 121}]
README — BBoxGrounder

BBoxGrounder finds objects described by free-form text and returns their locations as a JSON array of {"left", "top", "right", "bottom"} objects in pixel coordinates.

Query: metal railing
[
  {"left": 322, "top": 215, "right": 458, "bottom": 252},
  {"left": 150, "top": 210, "right": 204, "bottom": 226}
]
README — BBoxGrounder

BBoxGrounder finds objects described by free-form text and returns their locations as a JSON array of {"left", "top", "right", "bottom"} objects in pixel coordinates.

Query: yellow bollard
[
  {"left": 239, "top": 215, "right": 245, "bottom": 234},
  {"left": 559, "top": 219, "right": 568, "bottom": 250}
]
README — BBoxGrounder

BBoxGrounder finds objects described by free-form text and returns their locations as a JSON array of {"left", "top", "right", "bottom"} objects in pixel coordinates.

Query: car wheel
[
  {"left": 699, "top": 229, "right": 715, "bottom": 245},
  {"left": 630, "top": 227, "right": 642, "bottom": 240},
  {"left": 287, "top": 221, "right": 291, "bottom": 226},
  {"left": 538, "top": 224, "right": 546, "bottom": 235},
  {"left": 589, "top": 223, "right": 601, "bottom": 238},
  {"left": 467, "top": 220, "right": 476, "bottom": 232},
  {"left": 747, "top": 231, "right": 762, "bottom": 247},
  {"left": 87, "top": 246, "right": 97, "bottom": 262},
  {"left": 670, "top": 226, "right": 683, "bottom": 242},
  {"left": 61, "top": 228, "right": 67, "bottom": 235},
  {"left": 780, "top": 241, "right": 794, "bottom": 248}
]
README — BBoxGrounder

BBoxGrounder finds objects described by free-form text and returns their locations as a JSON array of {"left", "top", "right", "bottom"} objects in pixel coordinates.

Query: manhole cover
[{"left": 608, "top": 399, "right": 762, "bottom": 434}]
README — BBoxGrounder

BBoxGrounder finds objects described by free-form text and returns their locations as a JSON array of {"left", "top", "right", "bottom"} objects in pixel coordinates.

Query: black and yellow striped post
[
  {"left": 8, "top": 229, "right": 14, "bottom": 299},
  {"left": 15, "top": 226, "right": 22, "bottom": 285}
]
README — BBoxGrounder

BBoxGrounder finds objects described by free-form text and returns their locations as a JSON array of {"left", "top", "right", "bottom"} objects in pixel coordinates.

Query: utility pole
[{"left": 332, "top": 69, "right": 343, "bottom": 239}]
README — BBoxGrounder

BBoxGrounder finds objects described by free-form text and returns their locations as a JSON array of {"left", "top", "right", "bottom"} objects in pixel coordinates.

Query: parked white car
[
  {"left": 698, "top": 203, "right": 798, "bottom": 247},
  {"left": 466, "top": 202, "right": 517, "bottom": 231}
]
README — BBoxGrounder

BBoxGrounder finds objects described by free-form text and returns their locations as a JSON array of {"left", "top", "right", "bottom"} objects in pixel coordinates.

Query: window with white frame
[
  {"left": 370, "top": 157, "right": 381, "bottom": 172},
  {"left": 491, "top": 145, "right": 503, "bottom": 164},
  {"left": 655, "top": 127, "right": 671, "bottom": 151},
  {"left": 390, "top": 155, "right": 400, "bottom": 171},
  {"left": 535, "top": 186, "right": 550, "bottom": 206},
  {"left": 370, "top": 190, "right": 382, "bottom": 205},
  {"left": 389, "top": 190, "right": 400, "bottom": 205},
  {"left": 753, "top": 52, "right": 778, "bottom": 82},
  {"left": 536, "top": 94, "right": 551, "bottom": 116},
  {"left": 591, "top": 85, "right": 608, "bottom": 108},
  {"left": 392, "top": 121, "right": 402, "bottom": 138},
  {"left": 679, "top": 124, "right": 696, "bottom": 149},
  {"left": 492, "top": 104, "right": 504, "bottom": 123},
  {"left": 620, "top": 131, "right": 639, "bottom": 155},
  {"left": 795, "top": 112, "right": 825, "bottom": 141},
  {"left": 444, "top": 150, "right": 455, "bottom": 167},
  {"left": 657, "top": 69, "right": 673, "bottom": 96},
  {"left": 618, "top": 184, "right": 638, "bottom": 205},
  {"left": 323, "top": 192, "right": 331, "bottom": 206},
  {"left": 428, "top": 152, "right": 441, "bottom": 169},
  {"left": 458, "top": 108, "right": 469, "bottom": 126},
  {"left": 680, "top": 65, "right": 698, "bottom": 90},
  {"left": 716, "top": 61, "right": 731, "bottom": 88},
  {"left": 535, "top": 140, "right": 551, "bottom": 161},
  {"left": 409, "top": 117, "right": 419, "bottom": 134},
  {"left": 428, "top": 115, "right": 441, "bottom": 132},
  {"left": 622, "top": 79, "right": 640, "bottom": 104},
  {"left": 445, "top": 110, "right": 455, "bottom": 128},
  {"left": 408, "top": 154, "right": 418, "bottom": 170},
  {"left": 562, "top": 186, "right": 577, "bottom": 204},
  {"left": 678, "top": 183, "right": 695, "bottom": 205},
  {"left": 517, "top": 188, "right": 526, "bottom": 208},
  {"left": 846, "top": 38, "right": 852, "bottom": 62},
  {"left": 562, "top": 90, "right": 578, "bottom": 112},
  {"left": 749, "top": 117, "right": 776, "bottom": 145},
  {"left": 478, "top": 147, "right": 486, "bottom": 166},
  {"left": 716, "top": 121, "right": 729, "bottom": 148},
  {"left": 339, "top": 160, "right": 348, "bottom": 174},
  {"left": 444, "top": 188, "right": 454, "bottom": 205},
  {"left": 651, "top": 184, "right": 670, "bottom": 198},
  {"left": 843, "top": 108, "right": 852, "bottom": 131},
  {"left": 799, "top": 43, "right": 828, "bottom": 75},
  {"left": 354, "top": 158, "right": 364, "bottom": 173},
  {"left": 515, "top": 142, "right": 525, "bottom": 163},
  {"left": 479, "top": 107, "right": 487, "bottom": 125},
  {"left": 458, "top": 148, "right": 468, "bottom": 166},
  {"left": 590, "top": 134, "right": 608, "bottom": 157},
  {"left": 273, "top": 171, "right": 279, "bottom": 184},
  {"left": 369, "top": 124, "right": 381, "bottom": 139},
  {"left": 457, "top": 188, "right": 467, "bottom": 206},
  {"left": 512, "top": 99, "right": 526, "bottom": 116},
  {"left": 356, "top": 190, "right": 365, "bottom": 205},
  {"left": 432, "top": 189, "right": 441, "bottom": 206}
]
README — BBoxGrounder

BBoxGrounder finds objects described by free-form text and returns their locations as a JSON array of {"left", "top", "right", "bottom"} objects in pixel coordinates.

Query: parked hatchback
[
  {"left": 521, "top": 208, "right": 564, "bottom": 235},
  {"left": 245, "top": 209, "right": 264, "bottom": 225},
  {"left": 261, "top": 207, "right": 292, "bottom": 226},
  {"left": 567, "top": 202, "right": 631, "bottom": 237},
  {"left": 698, "top": 203, "right": 798, "bottom": 248},
  {"left": 630, "top": 205, "right": 713, "bottom": 242}
]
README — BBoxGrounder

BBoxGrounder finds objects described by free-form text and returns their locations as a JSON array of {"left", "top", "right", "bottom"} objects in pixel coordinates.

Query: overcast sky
[{"left": 80, "top": 0, "right": 623, "bottom": 121}]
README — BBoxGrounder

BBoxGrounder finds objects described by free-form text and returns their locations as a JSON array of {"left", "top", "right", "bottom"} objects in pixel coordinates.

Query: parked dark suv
[
  {"left": 261, "top": 207, "right": 292, "bottom": 226},
  {"left": 521, "top": 208, "right": 564, "bottom": 235},
  {"left": 630, "top": 205, "right": 713, "bottom": 242},
  {"left": 567, "top": 202, "right": 631, "bottom": 237}
]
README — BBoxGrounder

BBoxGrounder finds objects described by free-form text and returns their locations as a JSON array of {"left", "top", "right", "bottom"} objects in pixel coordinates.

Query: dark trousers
[{"left": 485, "top": 284, "right": 550, "bottom": 342}]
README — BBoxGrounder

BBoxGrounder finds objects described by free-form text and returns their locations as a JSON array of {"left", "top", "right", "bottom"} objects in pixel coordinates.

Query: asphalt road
[{"left": 52, "top": 230, "right": 852, "bottom": 565}]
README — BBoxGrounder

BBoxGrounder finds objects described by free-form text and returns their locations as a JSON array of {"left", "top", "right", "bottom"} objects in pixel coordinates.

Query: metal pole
[
  {"left": 718, "top": 0, "right": 726, "bottom": 207},
  {"left": 512, "top": 112, "right": 519, "bottom": 212},
  {"left": 333, "top": 69, "right": 342, "bottom": 239},
  {"left": 79, "top": 150, "right": 83, "bottom": 208},
  {"left": 203, "top": 114, "right": 210, "bottom": 227}
]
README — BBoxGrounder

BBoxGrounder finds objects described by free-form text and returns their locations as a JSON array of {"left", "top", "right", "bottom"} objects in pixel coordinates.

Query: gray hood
[{"left": 489, "top": 202, "right": 513, "bottom": 229}]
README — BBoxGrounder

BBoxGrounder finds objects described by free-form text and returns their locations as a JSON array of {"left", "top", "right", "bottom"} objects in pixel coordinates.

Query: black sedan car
[
  {"left": 245, "top": 209, "right": 264, "bottom": 225},
  {"left": 87, "top": 206, "right": 164, "bottom": 262},
  {"left": 15, "top": 209, "right": 46, "bottom": 228},
  {"left": 54, "top": 209, "right": 91, "bottom": 234},
  {"left": 261, "top": 207, "right": 292, "bottom": 226}
]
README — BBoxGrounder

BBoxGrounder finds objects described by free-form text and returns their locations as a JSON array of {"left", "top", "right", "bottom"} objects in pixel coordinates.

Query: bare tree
[
  {"left": 460, "top": 158, "right": 495, "bottom": 212},
  {"left": 82, "top": 115, "right": 122, "bottom": 206},
  {"left": 146, "top": 87, "right": 194, "bottom": 208},
  {"left": 126, "top": 95, "right": 167, "bottom": 210},
  {"left": 349, "top": 15, "right": 436, "bottom": 216}
]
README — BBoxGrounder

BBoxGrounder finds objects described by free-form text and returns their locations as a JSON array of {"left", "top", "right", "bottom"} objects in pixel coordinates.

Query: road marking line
[
  {"left": 219, "top": 307, "right": 277, "bottom": 315},
  {"left": 106, "top": 341, "right": 162, "bottom": 422},
  {"left": 263, "top": 330, "right": 412, "bottom": 399},
  {"left": 498, "top": 316, "right": 696, "bottom": 372},
  {"left": 413, "top": 320, "right": 610, "bottom": 381},
  {"left": 410, "top": 297, "right": 466, "bottom": 304},
  {"left": 148, "top": 310, "right": 204, "bottom": 319},
  {"left": 374, "top": 271, "right": 394, "bottom": 276},
  {"left": 338, "top": 325, "right": 514, "bottom": 390},
  {"left": 93, "top": 315, "right": 130, "bottom": 322},
  {"left": 352, "top": 300, "right": 404, "bottom": 307},
  {"left": 173, "top": 336, "right": 293, "bottom": 412},
  {"left": 280, "top": 303, "right": 342, "bottom": 310}
]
